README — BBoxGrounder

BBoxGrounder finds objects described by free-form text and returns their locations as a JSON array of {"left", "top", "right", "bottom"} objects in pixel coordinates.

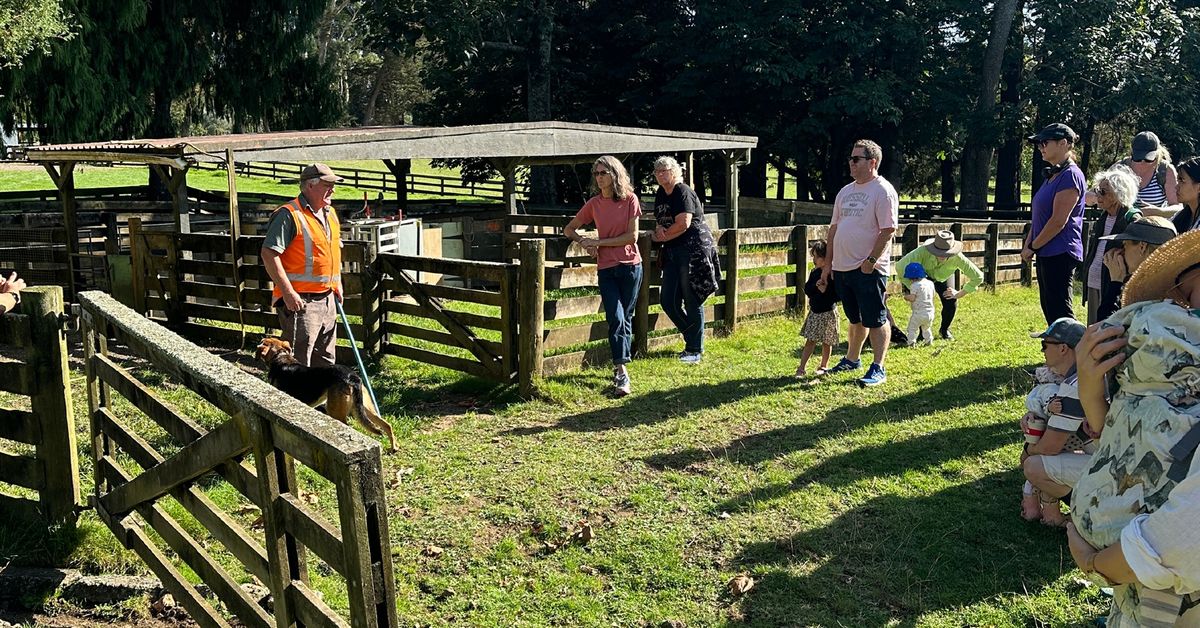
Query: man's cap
[
  {"left": 903, "top": 262, "right": 927, "bottom": 280},
  {"left": 300, "top": 163, "right": 344, "bottom": 183},
  {"left": 1027, "top": 123, "right": 1078, "bottom": 144},
  {"left": 1131, "top": 131, "right": 1161, "bottom": 162},
  {"left": 1030, "top": 317, "right": 1085, "bottom": 348},
  {"left": 923, "top": 230, "right": 963, "bottom": 256},
  {"left": 1098, "top": 219, "right": 1176, "bottom": 245}
]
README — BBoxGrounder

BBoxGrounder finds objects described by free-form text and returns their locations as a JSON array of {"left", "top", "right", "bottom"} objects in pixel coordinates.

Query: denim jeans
[
  {"left": 598, "top": 263, "right": 642, "bottom": 366},
  {"left": 660, "top": 247, "right": 705, "bottom": 353}
]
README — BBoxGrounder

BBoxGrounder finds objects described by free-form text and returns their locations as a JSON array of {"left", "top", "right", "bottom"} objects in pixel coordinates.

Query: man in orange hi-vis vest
[{"left": 261, "top": 163, "right": 345, "bottom": 367}]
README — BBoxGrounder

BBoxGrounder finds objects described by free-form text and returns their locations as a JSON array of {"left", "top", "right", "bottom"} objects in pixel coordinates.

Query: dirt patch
[{"left": 0, "top": 611, "right": 190, "bottom": 627}]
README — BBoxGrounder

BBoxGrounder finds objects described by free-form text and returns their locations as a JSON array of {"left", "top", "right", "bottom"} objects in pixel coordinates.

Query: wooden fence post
[
  {"left": 128, "top": 217, "right": 146, "bottom": 314},
  {"left": 723, "top": 229, "right": 740, "bottom": 333},
  {"left": 985, "top": 223, "right": 1000, "bottom": 288},
  {"left": 25, "top": 286, "right": 79, "bottom": 525},
  {"left": 793, "top": 225, "right": 809, "bottom": 313},
  {"left": 518, "top": 239, "right": 545, "bottom": 398},
  {"left": 501, "top": 264, "right": 520, "bottom": 383},
  {"left": 1020, "top": 222, "right": 1034, "bottom": 287},
  {"left": 633, "top": 232, "right": 651, "bottom": 357},
  {"left": 361, "top": 246, "right": 383, "bottom": 359},
  {"left": 902, "top": 223, "right": 920, "bottom": 254}
]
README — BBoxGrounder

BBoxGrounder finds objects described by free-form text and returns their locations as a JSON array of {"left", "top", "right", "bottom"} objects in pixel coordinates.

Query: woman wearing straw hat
[
  {"left": 893, "top": 230, "right": 984, "bottom": 341},
  {"left": 1067, "top": 229, "right": 1200, "bottom": 626}
]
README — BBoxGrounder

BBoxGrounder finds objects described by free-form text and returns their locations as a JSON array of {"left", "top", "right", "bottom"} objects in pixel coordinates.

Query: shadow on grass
[
  {"left": 729, "top": 472, "right": 1072, "bottom": 626},
  {"left": 503, "top": 374, "right": 795, "bottom": 436},
  {"left": 644, "top": 365, "right": 1021, "bottom": 471},
  {"left": 712, "top": 419, "right": 1015, "bottom": 515}
]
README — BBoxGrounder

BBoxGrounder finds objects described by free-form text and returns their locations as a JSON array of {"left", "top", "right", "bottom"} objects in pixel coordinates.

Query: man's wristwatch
[{"left": 866, "top": 256, "right": 877, "bottom": 264}]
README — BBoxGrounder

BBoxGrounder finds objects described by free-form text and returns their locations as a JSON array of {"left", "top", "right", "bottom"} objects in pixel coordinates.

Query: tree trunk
[
  {"left": 738, "top": 151, "right": 768, "bottom": 198},
  {"left": 1080, "top": 118, "right": 1096, "bottom": 173},
  {"left": 959, "top": 0, "right": 1021, "bottom": 212},
  {"left": 993, "top": 0, "right": 1025, "bottom": 211},
  {"left": 795, "top": 152, "right": 810, "bottom": 202},
  {"left": 940, "top": 158, "right": 957, "bottom": 205},
  {"left": 527, "top": 0, "right": 555, "bottom": 206},
  {"left": 776, "top": 161, "right": 785, "bottom": 199}
]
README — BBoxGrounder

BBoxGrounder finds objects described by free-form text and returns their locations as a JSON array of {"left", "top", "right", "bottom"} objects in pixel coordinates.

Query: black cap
[
  {"left": 1098, "top": 219, "right": 1177, "bottom": 245},
  {"left": 1027, "top": 123, "right": 1078, "bottom": 144},
  {"left": 1131, "top": 131, "right": 1161, "bottom": 162}
]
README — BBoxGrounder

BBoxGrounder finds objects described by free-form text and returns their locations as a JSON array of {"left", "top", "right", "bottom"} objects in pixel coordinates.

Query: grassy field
[{"left": 0, "top": 283, "right": 1111, "bottom": 626}]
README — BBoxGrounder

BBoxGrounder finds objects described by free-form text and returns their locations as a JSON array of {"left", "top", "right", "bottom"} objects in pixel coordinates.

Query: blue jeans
[
  {"left": 598, "top": 263, "right": 642, "bottom": 366},
  {"left": 660, "top": 247, "right": 705, "bottom": 353}
]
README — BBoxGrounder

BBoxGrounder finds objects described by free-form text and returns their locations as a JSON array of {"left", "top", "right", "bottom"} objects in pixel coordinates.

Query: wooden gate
[{"left": 79, "top": 291, "right": 396, "bottom": 628}]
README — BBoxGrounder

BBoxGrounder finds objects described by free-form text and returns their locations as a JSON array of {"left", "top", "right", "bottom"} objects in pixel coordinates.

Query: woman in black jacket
[{"left": 1083, "top": 165, "right": 1141, "bottom": 324}]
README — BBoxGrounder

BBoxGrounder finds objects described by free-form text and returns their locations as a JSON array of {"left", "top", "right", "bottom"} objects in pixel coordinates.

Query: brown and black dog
[{"left": 255, "top": 337, "right": 396, "bottom": 452}]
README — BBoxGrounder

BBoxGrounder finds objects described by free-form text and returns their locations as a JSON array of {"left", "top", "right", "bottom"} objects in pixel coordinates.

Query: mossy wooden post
[
  {"left": 633, "top": 232, "right": 651, "bottom": 357},
  {"left": 1020, "top": 222, "right": 1034, "bottom": 287},
  {"left": 793, "top": 225, "right": 809, "bottom": 314},
  {"left": 249, "top": 415, "right": 303, "bottom": 628},
  {"left": 518, "top": 239, "right": 545, "bottom": 398},
  {"left": 985, "top": 223, "right": 1000, "bottom": 288},
  {"left": 723, "top": 229, "right": 740, "bottom": 333},
  {"left": 128, "top": 218, "right": 147, "bottom": 314},
  {"left": 25, "top": 286, "right": 79, "bottom": 525},
  {"left": 500, "top": 265, "right": 520, "bottom": 382},
  {"left": 361, "top": 245, "right": 383, "bottom": 358}
]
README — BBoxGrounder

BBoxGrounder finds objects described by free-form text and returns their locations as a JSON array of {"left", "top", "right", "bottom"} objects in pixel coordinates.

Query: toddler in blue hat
[{"left": 903, "top": 262, "right": 936, "bottom": 345}]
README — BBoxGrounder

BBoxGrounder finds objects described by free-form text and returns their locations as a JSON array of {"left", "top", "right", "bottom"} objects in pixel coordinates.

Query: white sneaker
[
  {"left": 613, "top": 370, "right": 631, "bottom": 396},
  {"left": 679, "top": 352, "right": 702, "bottom": 364}
]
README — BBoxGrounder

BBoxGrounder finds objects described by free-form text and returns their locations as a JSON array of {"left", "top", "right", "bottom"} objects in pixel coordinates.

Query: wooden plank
[
  {"left": 95, "top": 407, "right": 270, "bottom": 584},
  {"left": 179, "top": 301, "right": 280, "bottom": 330},
  {"left": 384, "top": 278, "right": 503, "bottom": 307},
  {"left": 0, "top": 408, "right": 40, "bottom": 445},
  {"left": 99, "top": 418, "right": 251, "bottom": 517},
  {"left": 543, "top": 295, "right": 604, "bottom": 320},
  {"left": 287, "top": 581, "right": 350, "bottom": 628},
  {"left": 384, "top": 321, "right": 504, "bottom": 355},
  {"left": 96, "top": 460, "right": 232, "bottom": 628},
  {"left": 737, "top": 273, "right": 790, "bottom": 294},
  {"left": 726, "top": 225, "right": 794, "bottom": 247},
  {"left": 383, "top": 343, "right": 494, "bottom": 380},
  {"left": 542, "top": 320, "right": 610, "bottom": 350},
  {"left": 177, "top": 259, "right": 235, "bottom": 277},
  {"left": 278, "top": 494, "right": 345, "bottom": 576},
  {"left": 0, "top": 448, "right": 44, "bottom": 492},
  {"left": 0, "top": 492, "right": 43, "bottom": 522},
  {"left": 737, "top": 250, "right": 790, "bottom": 270},
  {"left": 0, "top": 358, "right": 36, "bottom": 395},
  {"left": 738, "top": 294, "right": 789, "bottom": 318},
  {"left": 377, "top": 253, "right": 507, "bottom": 282},
  {"left": 383, "top": 298, "right": 503, "bottom": 332},
  {"left": 543, "top": 265, "right": 598, "bottom": 290}
]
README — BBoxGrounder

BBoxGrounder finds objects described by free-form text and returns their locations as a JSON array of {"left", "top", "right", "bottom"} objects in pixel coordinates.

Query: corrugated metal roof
[{"left": 23, "top": 121, "right": 756, "bottom": 165}]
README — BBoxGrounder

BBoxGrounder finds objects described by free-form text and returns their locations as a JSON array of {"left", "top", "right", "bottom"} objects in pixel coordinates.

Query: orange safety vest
[{"left": 270, "top": 197, "right": 342, "bottom": 301}]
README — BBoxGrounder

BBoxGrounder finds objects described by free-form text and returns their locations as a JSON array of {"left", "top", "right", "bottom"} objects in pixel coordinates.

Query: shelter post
[
  {"left": 493, "top": 158, "right": 522, "bottom": 215},
  {"left": 686, "top": 152, "right": 695, "bottom": 188},
  {"left": 723, "top": 149, "right": 750, "bottom": 229},
  {"left": 42, "top": 161, "right": 78, "bottom": 298}
]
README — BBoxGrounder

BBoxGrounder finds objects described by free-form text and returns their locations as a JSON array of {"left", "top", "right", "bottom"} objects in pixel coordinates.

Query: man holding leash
[{"left": 261, "top": 163, "right": 345, "bottom": 367}]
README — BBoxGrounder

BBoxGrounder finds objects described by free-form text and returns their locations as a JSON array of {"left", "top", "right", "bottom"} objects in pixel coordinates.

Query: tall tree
[
  {"left": 0, "top": 0, "right": 73, "bottom": 68},
  {"left": 959, "top": 0, "right": 1021, "bottom": 211}
]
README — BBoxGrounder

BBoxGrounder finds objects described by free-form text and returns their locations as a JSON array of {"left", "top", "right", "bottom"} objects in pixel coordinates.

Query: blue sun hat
[{"left": 904, "top": 262, "right": 927, "bottom": 280}]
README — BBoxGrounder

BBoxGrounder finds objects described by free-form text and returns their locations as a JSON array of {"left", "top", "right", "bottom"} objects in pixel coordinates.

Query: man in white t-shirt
[{"left": 818, "top": 139, "right": 899, "bottom": 387}]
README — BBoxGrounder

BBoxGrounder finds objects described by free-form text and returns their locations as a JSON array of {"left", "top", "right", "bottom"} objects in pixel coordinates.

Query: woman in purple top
[{"left": 1023, "top": 123, "right": 1087, "bottom": 324}]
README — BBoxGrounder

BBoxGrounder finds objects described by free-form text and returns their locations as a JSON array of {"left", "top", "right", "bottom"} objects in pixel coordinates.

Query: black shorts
[{"left": 833, "top": 269, "right": 888, "bottom": 328}]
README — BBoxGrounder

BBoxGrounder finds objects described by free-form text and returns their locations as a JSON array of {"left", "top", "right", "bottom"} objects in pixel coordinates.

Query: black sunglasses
[
  {"left": 848, "top": 156, "right": 871, "bottom": 164},
  {"left": 1133, "top": 158, "right": 1156, "bottom": 163},
  {"left": 592, "top": 170, "right": 612, "bottom": 177},
  {"left": 1040, "top": 339, "right": 1064, "bottom": 350}
]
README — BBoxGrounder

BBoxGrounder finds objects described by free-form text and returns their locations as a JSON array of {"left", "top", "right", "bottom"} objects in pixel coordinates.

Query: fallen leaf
[
  {"left": 728, "top": 574, "right": 755, "bottom": 596},
  {"left": 660, "top": 620, "right": 686, "bottom": 628},
  {"left": 304, "top": 492, "right": 320, "bottom": 505},
  {"left": 718, "top": 511, "right": 731, "bottom": 519},
  {"left": 235, "top": 504, "right": 261, "bottom": 517},
  {"left": 423, "top": 545, "right": 444, "bottom": 558},
  {"left": 530, "top": 522, "right": 545, "bottom": 536},
  {"left": 250, "top": 515, "right": 265, "bottom": 530},
  {"left": 570, "top": 520, "right": 594, "bottom": 545},
  {"left": 579, "top": 565, "right": 598, "bottom": 576}
]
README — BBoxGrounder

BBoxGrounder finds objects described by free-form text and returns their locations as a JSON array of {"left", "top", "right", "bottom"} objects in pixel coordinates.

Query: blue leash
[{"left": 335, "top": 298, "right": 382, "bottom": 416}]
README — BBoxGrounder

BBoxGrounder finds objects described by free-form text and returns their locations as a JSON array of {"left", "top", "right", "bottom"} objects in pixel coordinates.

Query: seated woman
[{"left": 1066, "top": 229, "right": 1200, "bottom": 626}]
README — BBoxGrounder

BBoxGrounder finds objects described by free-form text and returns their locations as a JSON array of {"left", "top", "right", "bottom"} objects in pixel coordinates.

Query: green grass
[{"left": 0, "top": 284, "right": 1109, "bottom": 626}]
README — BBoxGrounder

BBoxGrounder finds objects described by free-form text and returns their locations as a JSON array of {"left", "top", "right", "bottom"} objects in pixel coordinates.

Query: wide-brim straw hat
[
  {"left": 923, "top": 230, "right": 963, "bottom": 256},
  {"left": 1122, "top": 229, "right": 1200, "bottom": 307}
]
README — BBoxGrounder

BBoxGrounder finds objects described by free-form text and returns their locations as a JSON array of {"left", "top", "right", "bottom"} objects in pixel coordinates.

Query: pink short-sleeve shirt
[{"left": 574, "top": 195, "right": 642, "bottom": 270}]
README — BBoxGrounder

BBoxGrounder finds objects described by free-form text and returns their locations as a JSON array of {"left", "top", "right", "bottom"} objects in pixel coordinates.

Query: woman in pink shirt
[{"left": 564, "top": 156, "right": 643, "bottom": 396}]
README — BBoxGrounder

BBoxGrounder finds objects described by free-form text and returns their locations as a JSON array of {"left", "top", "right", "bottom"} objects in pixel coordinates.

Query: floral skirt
[{"left": 801, "top": 309, "right": 839, "bottom": 346}]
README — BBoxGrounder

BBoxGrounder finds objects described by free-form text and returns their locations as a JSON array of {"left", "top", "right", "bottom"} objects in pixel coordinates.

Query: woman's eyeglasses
[
  {"left": 1092, "top": 186, "right": 1109, "bottom": 197},
  {"left": 592, "top": 170, "right": 612, "bottom": 177}
]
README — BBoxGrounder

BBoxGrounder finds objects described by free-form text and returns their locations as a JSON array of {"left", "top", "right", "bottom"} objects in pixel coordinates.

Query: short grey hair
[
  {"left": 653, "top": 156, "right": 683, "bottom": 181},
  {"left": 300, "top": 177, "right": 323, "bottom": 191},
  {"left": 1093, "top": 164, "right": 1139, "bottom": 209}
]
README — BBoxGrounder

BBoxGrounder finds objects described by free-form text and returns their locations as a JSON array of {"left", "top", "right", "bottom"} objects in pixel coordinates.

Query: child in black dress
[{"left": 796, "top": 240, "right": 841, "bottom": 377}]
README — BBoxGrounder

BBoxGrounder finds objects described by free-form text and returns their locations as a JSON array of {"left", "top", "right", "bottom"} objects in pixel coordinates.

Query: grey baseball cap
[
  {"left": 1131, "top": 131, "right": 1161, "bottom": 162},
  {"left": 1030, "top": 317, "right": 1085, "bottom": 348}
]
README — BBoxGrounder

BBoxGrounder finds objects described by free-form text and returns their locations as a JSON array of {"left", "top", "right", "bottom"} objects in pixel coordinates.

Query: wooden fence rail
[
  {"left": 79, "top": 290, "right": 396, "bottom": 628},
  {"left": 0, "top": 286, "right": 79, "bottom": 525}
]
